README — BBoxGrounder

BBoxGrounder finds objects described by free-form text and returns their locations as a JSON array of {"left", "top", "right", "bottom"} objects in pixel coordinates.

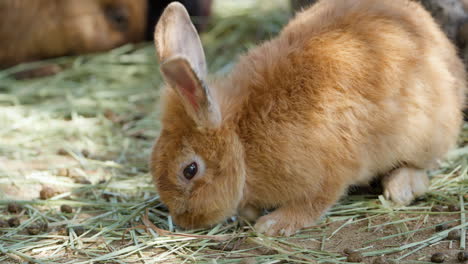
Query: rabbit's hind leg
[{"left": 382, "top": 167, "right": 429, "bottom": 205}]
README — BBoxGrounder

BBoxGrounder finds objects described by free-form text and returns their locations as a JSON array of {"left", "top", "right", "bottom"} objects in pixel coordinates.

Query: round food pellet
[
  {"left": 373, "top": 256, "right": 388, "bottom": 264},
  {"left": 72, "top": 226, "right": 85, "bottom": 236},
  {"left": 448, "top": 204, "right": 460, "bottom": 212},
  {"left": 431, "top": 253, "right": 446, "bottom": 263},
  {"left": 431, "top": 205, "right": 444, "bottom": 212},
  {"left": 8, "top": 217, "right": 20, "bottom": 227},
  {"left": 40, "top": 186, "right": 56, "bottom": 200},
  {"left": 60, "top": 205, "right": 73, "bottom": 214},
  {"left": 347, "top": 252, "right": 363, "bottom": 263},
  {"left": 81, "top": 149, "right": 90, "bottom": 158},
  {"left": 457, "top": 251, "right": 468, "bottom": 262},
  {"left": 27, "top": 224, "right": 41, "bottom": 235},
  {"left": 344, "top": 248, "right": 355, "bottom": 255},
  {"left": 447, "top": 230, "right": 461, "bottom": 240},
  {"left": 57, "top": 148, "right": 68, "bottom": 156},
  {"left": 435, "top": 223, "right": 449, "bottom": 232},
  {"left": 58, "top": 226, "right": 67, "bottom": 235},
  {"left": 7, "top": 202, "right": 22, "bottom": 214}
]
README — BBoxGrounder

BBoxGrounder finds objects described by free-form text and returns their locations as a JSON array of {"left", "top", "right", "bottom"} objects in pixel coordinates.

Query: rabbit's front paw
[
  {"left": 254, "top": 213, "right": 300, "bottom": 236},
  {"left": 254, "top": 193, "right": 341, "bottom": 236},
  {"left": 255, "top": 215, "right": 297, "bottom": 236}
]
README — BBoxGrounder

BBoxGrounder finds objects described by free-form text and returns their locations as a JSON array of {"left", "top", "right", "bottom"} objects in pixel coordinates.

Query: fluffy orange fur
[
  {"left": 0, "top": 0, "right": 146, "bottom": 67},
  {"left": 151, "top": 0, "right": 466, "bottom": 236}
]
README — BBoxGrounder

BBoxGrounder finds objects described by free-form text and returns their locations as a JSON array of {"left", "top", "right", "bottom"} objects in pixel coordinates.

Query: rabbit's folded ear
[
  {"left": 160, "top": 56, "right": 221, "bottom": 127},
  {"left": 154, "top": 2, "right": 207, "bottom": 78},
  {"left": 154, "top": 2, "right": 220, "bottom": 128}
]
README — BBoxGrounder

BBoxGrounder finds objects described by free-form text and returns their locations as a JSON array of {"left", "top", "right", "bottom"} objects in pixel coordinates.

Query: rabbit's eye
[{"left": 183, "top": 162, "right": 198, "bottom": 180}]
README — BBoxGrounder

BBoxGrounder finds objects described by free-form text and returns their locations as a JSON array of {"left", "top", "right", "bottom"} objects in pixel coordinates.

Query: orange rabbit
[{"left": 150, "top": 0, "right": 466, "bottom": 236}]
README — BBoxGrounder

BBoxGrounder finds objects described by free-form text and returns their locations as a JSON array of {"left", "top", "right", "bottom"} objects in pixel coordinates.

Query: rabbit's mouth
[{"left": 172, "top": 208, "right": 234, "bottom": 229}]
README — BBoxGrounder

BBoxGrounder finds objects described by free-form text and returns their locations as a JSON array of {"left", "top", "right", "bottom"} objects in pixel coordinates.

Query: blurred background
[
  {"left": 1, "top": 0, "right": 467, "bottom": 68},
  {"left": 1, "top": 0, "right": 468, "bottom": 70}
]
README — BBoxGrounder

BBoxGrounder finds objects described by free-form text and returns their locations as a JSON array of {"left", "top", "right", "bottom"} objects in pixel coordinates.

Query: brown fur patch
[{"left": 0, "top": 0, "right": 146, "bottom": 67}]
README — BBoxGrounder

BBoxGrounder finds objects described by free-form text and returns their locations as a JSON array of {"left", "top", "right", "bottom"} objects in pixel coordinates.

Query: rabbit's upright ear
[{"left": 154, "top": 2, "right": 220, "bottom": 127}]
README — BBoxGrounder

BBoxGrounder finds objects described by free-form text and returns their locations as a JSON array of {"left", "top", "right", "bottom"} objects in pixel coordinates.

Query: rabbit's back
[
  {"left": 229, "top": 0, "right": 465, "bottom": 202},
  {"left": 233, "top": 0, "right": 464, "bottom": 113}
]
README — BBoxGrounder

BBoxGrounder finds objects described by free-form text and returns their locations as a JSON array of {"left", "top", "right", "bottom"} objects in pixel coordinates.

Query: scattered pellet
[
  {"left": 57, "top": 148, "right": 68, "bottom": 156},
  {"left": 60, "top": 204, "right": 73, "bottom": 214},
  {"left": 347, "top": 252, "right": 363, "bottom": 263},
  {"left": 81, "top": 149, "right": 90, "bottom": 158},
  {"left": 7, "top": 202, "right": 22, "bottom": 214},
  {"left": 447, "top": 230, "right": 461, "bottom": 240},
  {"left": 435, "top": 223, "right": 449, "bottom": 232},
  {"left": 8, "top": 217, "right": 20, "bottom": 227},
  {"left": 27, "top": 224, "right": 41, "bottom": 235},
  {"left": 431, "top": 253, "right": 446, "bottom": 263},
  {"left": 40, "top": 186, "right": 56, "bottom": 200},
  {"left": 58, "top": 226, "right": 67, "bottom": 236},
  {"left": 344, "top": 248, "right": 355, "bottom": 255},
  {"left": 72, "top": 226, "right": 85, "bottom": 236}
]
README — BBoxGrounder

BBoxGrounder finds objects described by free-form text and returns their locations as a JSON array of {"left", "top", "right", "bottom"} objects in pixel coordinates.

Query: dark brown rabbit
[{"left": 0, "top": 0, "right": 213, "bottom": 68}]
